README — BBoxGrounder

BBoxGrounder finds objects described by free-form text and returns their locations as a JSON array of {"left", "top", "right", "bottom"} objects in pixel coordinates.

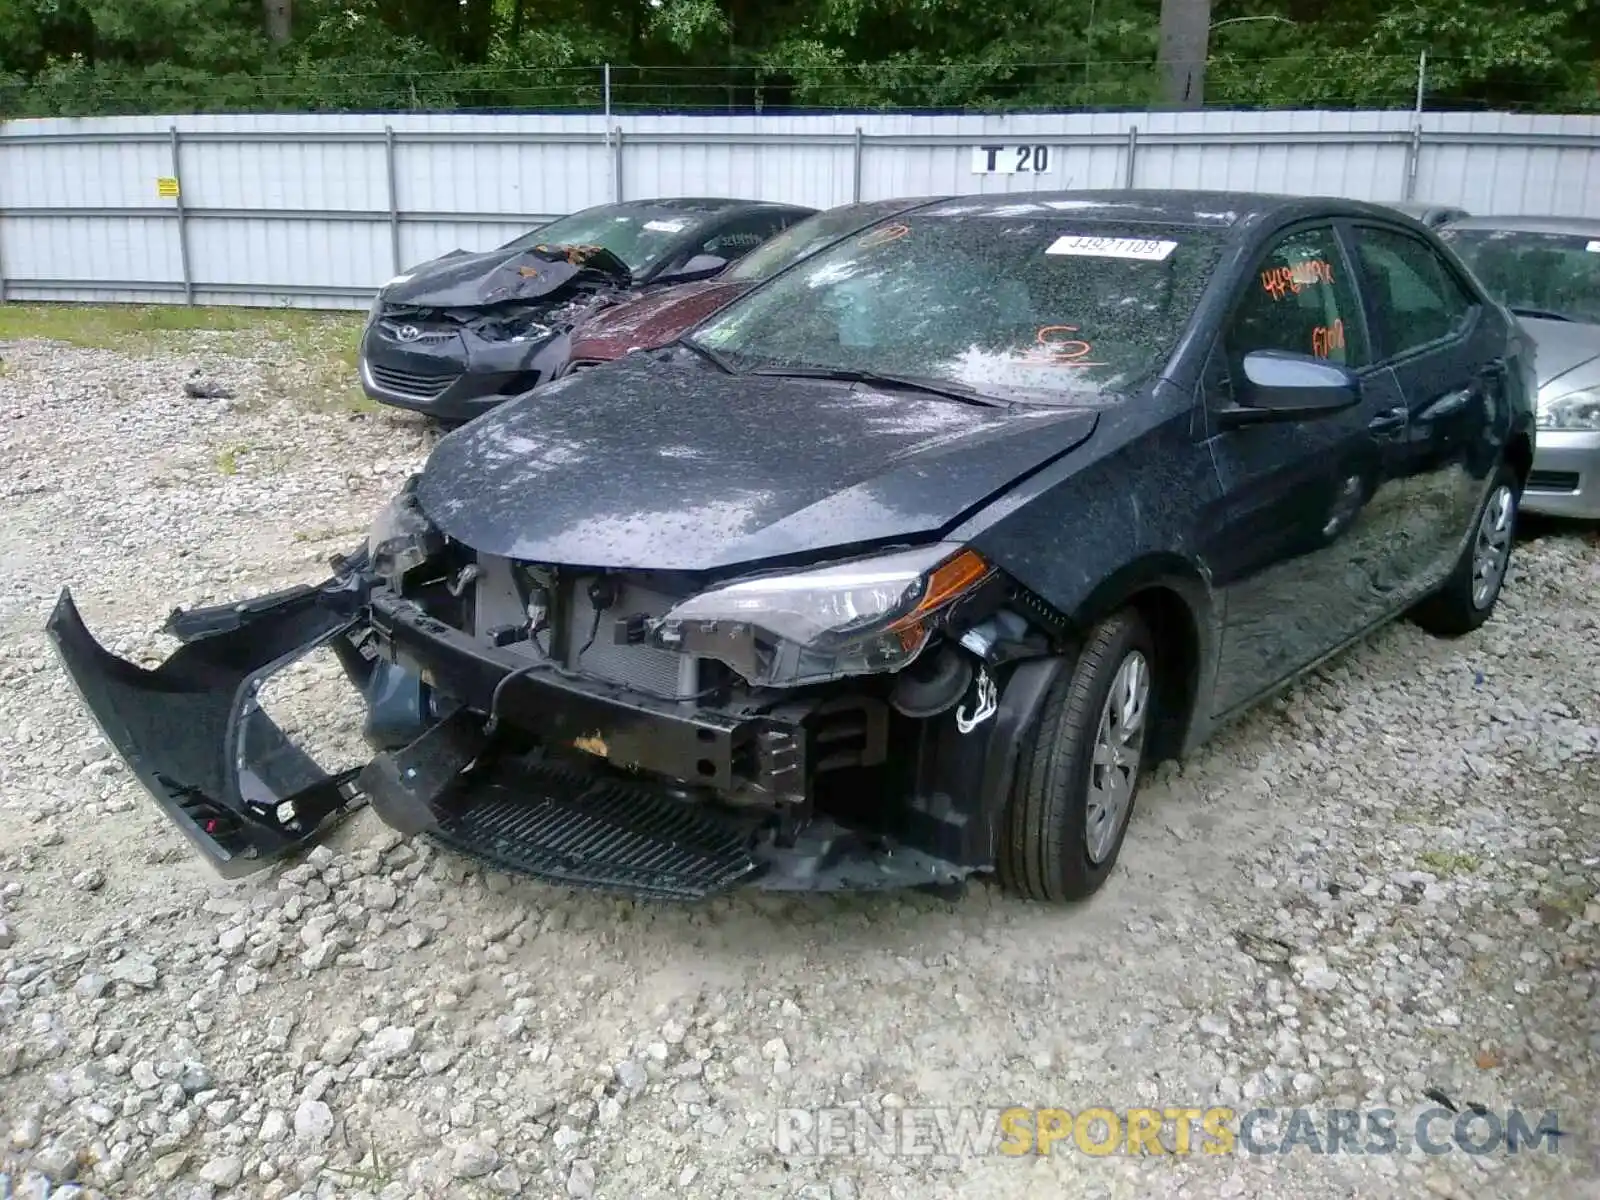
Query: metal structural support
[
  {"left": 2, "top": 125, "right": 1595, "bottom": 151},
  {"left": 1123, "top": 125, "right": 1140, "bottom": 187},
  {"left": 0, "top": 205, "right": 567, "bottom": 224},
  {"left": 169, "top": 126, "right": 195, "bottom": 304},
  {"left": 1403, "top": 121, "right": 1425, "bottom": 201},
  {"left": 612, "top": 127, "right": 625, "bottom": 202},
  {"left": 603, "top": 64, "right": 614, "bottom": 203},
  {"left": 852, "top": 127, "right": 864, "bottom": 202},
  {"left": 0, "top": 133, "right": 7, "bottom": 303},
  {"left": 384, "top": 125, "right": 402, "bottom": 274}
]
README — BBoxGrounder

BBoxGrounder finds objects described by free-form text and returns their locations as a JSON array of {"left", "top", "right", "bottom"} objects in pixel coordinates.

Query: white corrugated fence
[{"left": 0, "top": 108, "right": 1597, "bottom": 309}]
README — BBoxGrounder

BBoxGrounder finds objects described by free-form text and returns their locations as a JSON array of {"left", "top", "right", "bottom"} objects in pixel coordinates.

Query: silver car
[{"left": 1440, "top": 216, "right": 1600, "bottom": 519}]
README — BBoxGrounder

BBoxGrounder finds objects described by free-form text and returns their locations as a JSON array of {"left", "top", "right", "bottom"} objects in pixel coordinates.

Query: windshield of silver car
[{"left": 1441, "top": 228, "right": 1600, "bottom": 325}]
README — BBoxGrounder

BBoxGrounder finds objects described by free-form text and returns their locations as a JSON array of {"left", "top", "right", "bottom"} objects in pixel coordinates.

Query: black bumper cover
[{"left": 45, "top": 574, "right": 371, "bottom": 877}]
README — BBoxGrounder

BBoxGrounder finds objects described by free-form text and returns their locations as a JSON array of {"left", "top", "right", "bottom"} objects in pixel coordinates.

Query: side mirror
[
  {"left": 655, "top": 253, "right": 728, "bottom": 284},
  {"left": 1216, "top": 350, "right": 1361, "bottom": 429}
]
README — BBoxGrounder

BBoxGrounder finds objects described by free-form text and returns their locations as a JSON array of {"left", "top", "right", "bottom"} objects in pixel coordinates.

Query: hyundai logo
[{"left": 395, "top": 324, "right": 422, "bottom": 342}]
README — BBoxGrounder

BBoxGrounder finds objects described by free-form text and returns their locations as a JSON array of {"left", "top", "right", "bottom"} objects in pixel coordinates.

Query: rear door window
[{"left": 1351, "top": 226, "right": 1479, "bottom": 358}]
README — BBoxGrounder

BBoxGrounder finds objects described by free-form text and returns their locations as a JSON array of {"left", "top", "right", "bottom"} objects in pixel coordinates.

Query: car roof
[
  {"left": 591, "top": 197, "right": 815, "bottom": 219},
  {"left": 611, "top": 197, "right": 812, "bottom": 214},
  {"left": 1440, "top": 214, "right": 1600, "bottom": 236},
  {"left": 911, "top": 189, "right": 1430, "bottom": 230},
  {"left": 1383, "top": 201, "right": 1466, "bottom": 216},
  {"left": 839, "top": 195, "right": 952, "bottom": 213}
]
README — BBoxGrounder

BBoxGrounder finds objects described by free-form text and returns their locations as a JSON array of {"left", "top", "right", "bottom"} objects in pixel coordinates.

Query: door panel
[
  {"left": 1200, "top": 222, "right": 1415, "bottom": 717},
  {"left": 1202, "top": 364, "right": 1412, "bottom": 715},
  {"left": 1348, "top": 223, "right": 1504, "bottom": 590}
]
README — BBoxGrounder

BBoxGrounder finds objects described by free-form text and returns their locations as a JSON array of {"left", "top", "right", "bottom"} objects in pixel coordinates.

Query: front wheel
[
  {"left": 998, "top": 609, "right": 1155, "bottom": 902},
  {"left": 1410, "top": 463, "right": 1519, "bottom": 637}
]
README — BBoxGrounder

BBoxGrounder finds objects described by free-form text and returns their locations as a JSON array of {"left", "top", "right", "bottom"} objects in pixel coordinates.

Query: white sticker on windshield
[
  {"left": 1587, "top": 240, "right": 1600, "bottom": 252},
  {"left": 1046, "top": 235, "right": 1177, "bottom": 261},
  {"left": 644, "top": 219, "right": 690, "bottom": 233}
]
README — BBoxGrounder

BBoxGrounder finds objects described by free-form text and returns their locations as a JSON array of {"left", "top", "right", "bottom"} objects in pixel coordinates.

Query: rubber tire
[
  {"left": 997, "top": 609, "right": 1155, "bottom": 903},
  {"left": 1409, "top": 462, "right": 1520, "bottom": 638}
]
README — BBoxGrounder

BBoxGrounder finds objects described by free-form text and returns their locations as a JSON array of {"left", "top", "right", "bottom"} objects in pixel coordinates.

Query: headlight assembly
[
  {"left": 1537, "top": 386, "right": 1600, "bottom": 432},
  {"left": 366, "top": 475, "right": 444, "bottom": 584},
  {"left": 649, "top": 543, "right": 995, "bottom": 688}
]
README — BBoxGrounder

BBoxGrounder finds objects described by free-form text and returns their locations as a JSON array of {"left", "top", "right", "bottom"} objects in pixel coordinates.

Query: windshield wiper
[
  {"left": 748, "top": 365, "right": 1009, "bottom": 408},
  {"left": 1509, "top": 306, "right": 1577, "bottom": 323},
  {"left": 673, "top": 335, "right": 737, "bottom": 374}
]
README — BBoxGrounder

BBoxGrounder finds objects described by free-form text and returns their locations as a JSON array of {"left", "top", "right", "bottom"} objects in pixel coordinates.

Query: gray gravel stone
[
  {"left": 566, "top": 1160, "right": 596, "bottom": 1198},
  {"left": 451, "top": 1139, "right": 499, "bottom": 1179},
  {"left": 364, "top": 1025, "right": 415, "bottom": 1063},
  {"left": 198, "top": 1155, "right": 243, "bottom": 1188},
  {"left": 318, "top": 1028, "right": 361, "bottom": 1066},
  {"left": 106, "top": 957, "right": 157, "bottom": 989},
  {"left": 293, "top": 1100, "right": 333, "bottom": 1144}
]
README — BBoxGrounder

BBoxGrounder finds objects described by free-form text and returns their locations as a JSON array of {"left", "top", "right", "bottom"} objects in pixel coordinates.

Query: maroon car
[{"left": 559, "top": 197, "right": 948, "bottom": 375}]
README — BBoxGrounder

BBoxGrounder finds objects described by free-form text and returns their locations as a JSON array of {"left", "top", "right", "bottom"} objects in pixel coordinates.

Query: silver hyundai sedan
[{"left": 1440, "top": 215, "right": 1600, "bottom": 519}]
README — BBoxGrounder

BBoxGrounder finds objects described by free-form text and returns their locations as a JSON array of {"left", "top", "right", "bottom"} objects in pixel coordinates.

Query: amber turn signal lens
[{"left": 888, "top": 548, "right": 993, "bottom": 631}]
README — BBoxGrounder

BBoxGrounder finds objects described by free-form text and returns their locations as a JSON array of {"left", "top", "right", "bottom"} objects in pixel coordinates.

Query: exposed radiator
[
  {"left": 470, "top": 556, "right": 703, "bottom": 700},
  {"left": 562, "top": 574, "right": 699, "bottom": 698}
]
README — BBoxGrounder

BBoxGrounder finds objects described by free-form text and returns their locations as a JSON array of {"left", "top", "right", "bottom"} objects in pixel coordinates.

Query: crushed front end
[
  {"left": 358, "top": 245, "right": 634, "bottom": 421},
  {"left": 48, "top": 483, "right": 1074, "bottom": 899}
]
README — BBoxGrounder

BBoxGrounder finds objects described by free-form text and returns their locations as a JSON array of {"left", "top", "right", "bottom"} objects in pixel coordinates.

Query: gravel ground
[{"left": 0, "top": 329, "right": 1597, "bottom": 1200}]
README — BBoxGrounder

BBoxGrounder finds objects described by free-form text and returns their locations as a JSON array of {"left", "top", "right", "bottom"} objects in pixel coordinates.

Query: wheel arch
[{"left": 1064, "top": 554, "right": 1218, "bottom": 765}]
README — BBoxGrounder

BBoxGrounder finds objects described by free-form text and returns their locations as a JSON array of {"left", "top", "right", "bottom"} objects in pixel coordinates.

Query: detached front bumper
[{"left": 45, "top": 568, "right": 374, "bottom": 877}]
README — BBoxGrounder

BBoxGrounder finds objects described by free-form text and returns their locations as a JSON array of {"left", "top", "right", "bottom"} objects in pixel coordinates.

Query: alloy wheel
[
  {"left": 1085, "top": 650, "right": 1149, "bottom": 864},
  {"left": 1471, "top": 484, "right": 1515, "bottom": 610}
]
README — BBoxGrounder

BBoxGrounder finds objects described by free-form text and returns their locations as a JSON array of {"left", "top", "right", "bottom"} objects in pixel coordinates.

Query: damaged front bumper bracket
[{"left": 45, "top": 570, "right": 373, "bottom": 878}]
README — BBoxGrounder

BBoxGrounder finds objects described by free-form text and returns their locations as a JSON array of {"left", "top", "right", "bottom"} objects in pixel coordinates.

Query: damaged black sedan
[
  {"left": 358, "top": 197, "right": 815, "bottom": 421},
  {"left": 50, "top": 190, "right": 1534, "bottom": 903}
]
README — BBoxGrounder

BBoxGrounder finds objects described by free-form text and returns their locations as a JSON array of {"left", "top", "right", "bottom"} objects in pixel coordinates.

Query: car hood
[
  {"left": 382, "top": 243, "right": 633, "bottom": 310},
  {"left": 569, "top": 279, "right": 752, "bottom": 359},
  {"left": 1523, "top": 316, "right": 1600, "bottom": 393},
  {"left": 416, "top": 354, "right": 1100, "bottom": 572}
]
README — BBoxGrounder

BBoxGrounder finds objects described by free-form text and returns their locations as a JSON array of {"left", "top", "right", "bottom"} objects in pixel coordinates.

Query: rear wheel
[
  {"left": 1410, "top": 462, "right": 1519, "bottom": 637},
  {"left": 998, "top": 609, "right": 1154, "bottom": 902}
]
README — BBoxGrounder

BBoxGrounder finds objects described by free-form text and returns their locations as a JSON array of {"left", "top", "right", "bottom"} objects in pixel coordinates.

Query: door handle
[
  {"left": 1367, "top": 406, "right": 1407, "bottom": 434},
  {"left": 1418, "top": 388, "right": 1472, "bottom": 421}
]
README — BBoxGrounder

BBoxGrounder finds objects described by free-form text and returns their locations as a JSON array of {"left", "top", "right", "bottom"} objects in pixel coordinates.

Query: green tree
[{"left": 0, "top": 0, "right": 1593, "bottom": 116}]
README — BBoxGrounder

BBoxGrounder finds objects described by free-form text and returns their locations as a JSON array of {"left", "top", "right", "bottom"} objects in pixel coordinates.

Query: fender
[{"left": 1066, "top": 554, "right": 1222, "bottom": 759}]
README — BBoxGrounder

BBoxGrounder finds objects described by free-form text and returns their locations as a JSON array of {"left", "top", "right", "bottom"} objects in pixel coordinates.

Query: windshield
[
  {"left": 690, "top": 215, "right": 1226, "bottom": 402},
  {"left": 502, "top": 206, "right": 701, "bottom": 274},
  {"left": 723, "top": 204, "right": 909, "bottom": 284},
  {"left": 1439, "top": 228, "right": 1600, "bottom": 325}
]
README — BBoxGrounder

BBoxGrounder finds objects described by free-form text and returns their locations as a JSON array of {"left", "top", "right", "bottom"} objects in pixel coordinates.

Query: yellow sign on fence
[{"left": 156, "top": 177, "right": 180, "bottom": 199}]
